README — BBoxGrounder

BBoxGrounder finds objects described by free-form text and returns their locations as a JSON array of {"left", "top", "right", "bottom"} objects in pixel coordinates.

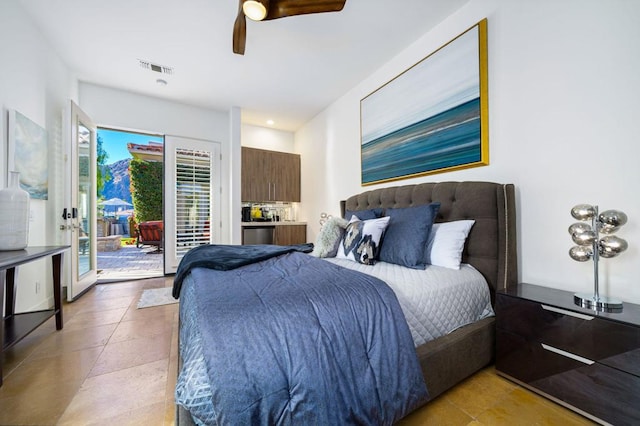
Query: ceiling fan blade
[
  {"left": 233, "top": 0, "right": 346, "bottom": 54},
  {"left": 264, "top": 0, "right": 346, "bottom": 20},
  {"left": 233, "top": 0, "right": 247, "bottom": 55}
]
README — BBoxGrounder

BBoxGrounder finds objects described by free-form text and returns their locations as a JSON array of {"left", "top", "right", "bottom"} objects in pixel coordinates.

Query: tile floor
[{"left": 0, "top": 277, "right": 597, "bottom": 425}]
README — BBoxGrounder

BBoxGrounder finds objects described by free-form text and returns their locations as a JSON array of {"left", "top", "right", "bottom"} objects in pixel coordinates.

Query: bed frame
[
  {"left": 177, "top": 181, "right": 517, "bottom": 423},
  {"left": 341, "top": 181, "right": 518, "bottom": 399}
]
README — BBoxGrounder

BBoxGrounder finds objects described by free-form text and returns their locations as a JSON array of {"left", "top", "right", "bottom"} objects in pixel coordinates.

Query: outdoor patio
[{"left": 97, "top": 244, "right": 165, "bottom": 283}]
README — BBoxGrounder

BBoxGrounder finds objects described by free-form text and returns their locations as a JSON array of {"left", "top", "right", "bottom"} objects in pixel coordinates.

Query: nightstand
[{"left": 495, "top": 283, "right": 640, "bottom": 425}]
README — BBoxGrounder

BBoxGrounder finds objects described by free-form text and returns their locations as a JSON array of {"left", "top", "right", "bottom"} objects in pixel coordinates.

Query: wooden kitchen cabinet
[
  {"left": 269, "top": 150, "right": 300, "bottom": 202},
  {"left": 241, "top": 147, "right": 300, "bottom": 202},
  {"left": 241, "top": 147, "right": 267, "bottom": 202},
  {"left": 273, "top": 224, "right": 307, "bottom": 245}
]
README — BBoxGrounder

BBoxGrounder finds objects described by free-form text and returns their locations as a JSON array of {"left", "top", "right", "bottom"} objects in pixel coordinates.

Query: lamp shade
[
  {"left": 568, "top": 222, "right": 592, "bottom": 236},
  {"left": 571, "top": 230, "right": 597, "bottom": 246},
  {"left": 571, "top": 204, "right": 596, "bottom": 221},
  {"left": 243, "top": 0, "right": 268, "bottom": 21},
  {"left": 599, "top": 210, "right": 628, "bottom": 233},
  {"left": 599, "top": 235, "right": 628, "bottom": 258},
  {"left": 569, "top": 245, "right": 592, "bottom": 262}
]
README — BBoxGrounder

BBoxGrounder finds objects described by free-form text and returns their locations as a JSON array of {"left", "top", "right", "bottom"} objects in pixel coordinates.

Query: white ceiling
[{"left": 18, "top": 0, "right": 468, "bottom": 131}]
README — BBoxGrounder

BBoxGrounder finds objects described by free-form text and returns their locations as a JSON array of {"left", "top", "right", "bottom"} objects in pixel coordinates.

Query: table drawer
[
  {"left": 601, "top": 347, "right": 640, "bottom": 378},
  {"left": 496, "top": 329, "right": 640, "bottom": 425},
  {"left": 496, "top": 293, "right": 640, "bottom": 361},
  {"left": 496, "top": 329, "right": 586, "bottom": 383}
]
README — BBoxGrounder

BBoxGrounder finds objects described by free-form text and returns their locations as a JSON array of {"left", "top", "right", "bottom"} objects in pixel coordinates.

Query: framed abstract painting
[
  {"left": 360, "top": 19, "right": 488, "bottom": 185},
  {"left": 7, "top": 109, "right": 49, "bottom": 199}
]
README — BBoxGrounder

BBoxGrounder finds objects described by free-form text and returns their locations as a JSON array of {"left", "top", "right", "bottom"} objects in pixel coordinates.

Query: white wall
[
  {"left": 241, "top": 124, "right": 295, "bottom": 152},
  {"left": 78, "top": 83, "right": 236, "bottom": 245},
  {"left": 0, "top": 2, "right": 76, "bottom": 312},
  {"left": 295, "top": 0, "right": 640, "bottom": 304},
  {"left": 230, "top": 108, "right": 242, "bottom": 244}
]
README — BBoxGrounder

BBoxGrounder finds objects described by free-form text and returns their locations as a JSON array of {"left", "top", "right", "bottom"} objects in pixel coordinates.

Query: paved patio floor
[{"left": 97, "top": 244, "right": 165, "bottom": 282}]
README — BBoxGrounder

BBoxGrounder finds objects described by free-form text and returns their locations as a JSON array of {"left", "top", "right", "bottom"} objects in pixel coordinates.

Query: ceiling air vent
[{"left": 138, "top": 59, "right": 174, "bottom": 75}]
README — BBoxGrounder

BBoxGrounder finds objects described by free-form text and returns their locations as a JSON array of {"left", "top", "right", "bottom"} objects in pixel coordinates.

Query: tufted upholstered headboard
[{"left": 340, "top": 181, "right": 518, "bottom": 303}]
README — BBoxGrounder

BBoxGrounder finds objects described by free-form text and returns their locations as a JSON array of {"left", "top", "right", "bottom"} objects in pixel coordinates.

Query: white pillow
[{"left": 426, "top": 220, "right": 475, "bottom": 269}]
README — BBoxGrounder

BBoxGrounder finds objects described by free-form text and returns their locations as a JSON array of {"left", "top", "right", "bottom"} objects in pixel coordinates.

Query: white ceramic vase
[{"left": 0, "top": 171, "right": 30, "bottom": 250}]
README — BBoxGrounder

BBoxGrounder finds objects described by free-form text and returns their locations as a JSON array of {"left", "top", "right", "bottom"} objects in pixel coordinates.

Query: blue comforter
[
  {"left": 172, "top": 243, "right": 314, "bottom": 298},
  {"left": 176, "top": 249, "right": 428, "bottom": 425}
]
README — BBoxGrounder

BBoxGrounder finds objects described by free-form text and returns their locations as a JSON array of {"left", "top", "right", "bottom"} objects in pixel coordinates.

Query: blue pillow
[
  {"left": 378, "top": 203, "right": 440, "bottom": 269},
  {"left": 344, "top": 208, "right": 383, "bottom": 221}
]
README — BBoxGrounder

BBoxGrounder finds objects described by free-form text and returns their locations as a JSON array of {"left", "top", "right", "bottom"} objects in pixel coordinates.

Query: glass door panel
[
  {"left": 68, "top": 101, "right": 97, "bottom": 300},
  {"left": 77, "top": 123, "right": 92, "bottom": 277}
]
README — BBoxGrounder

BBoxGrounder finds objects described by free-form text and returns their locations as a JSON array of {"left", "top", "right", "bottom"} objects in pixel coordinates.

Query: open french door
[
  {"left": 164, "top": 136, "right": 221, "bottom": 274},
  {"left": 66, "top": 101, "right": 97, "bottom": 300}
]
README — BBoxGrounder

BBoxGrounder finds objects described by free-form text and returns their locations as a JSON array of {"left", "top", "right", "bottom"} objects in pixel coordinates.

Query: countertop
[{"left": 241, "top": 221, "right": 307, "bottom": 226}]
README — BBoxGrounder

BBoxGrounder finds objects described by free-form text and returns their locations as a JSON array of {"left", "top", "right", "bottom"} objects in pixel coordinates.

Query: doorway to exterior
[{"left": 96, "top": 127, "right": 164, "bottom": 282}]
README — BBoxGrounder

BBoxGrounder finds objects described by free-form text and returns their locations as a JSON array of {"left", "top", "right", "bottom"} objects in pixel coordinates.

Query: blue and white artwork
[
  {"left": 361, "top": 21, "right": 488, "bottom": 185},
  {"left": 10, "top": 110, "right": 49, "bottom": 199}
]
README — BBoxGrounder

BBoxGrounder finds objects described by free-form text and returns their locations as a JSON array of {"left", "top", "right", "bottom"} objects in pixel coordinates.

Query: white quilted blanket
[{"left": 323, "top": 259, "right": 494, "bottom": 347}]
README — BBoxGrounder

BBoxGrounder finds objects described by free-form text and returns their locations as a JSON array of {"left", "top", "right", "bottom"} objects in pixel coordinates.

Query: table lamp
[{"left": 568, "top": 204, "right": 628, "bottom": 313}]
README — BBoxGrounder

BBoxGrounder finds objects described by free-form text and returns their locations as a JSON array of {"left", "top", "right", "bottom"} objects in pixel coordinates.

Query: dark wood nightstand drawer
[
  {"left": 496, "top": 284, "right": 640, "bottom": 425},
  {"left": 496, "top": 293, "right": 640, "bottom": 362},
  {"left": 496, "top": 329, "right": 640, "bottom": 425},
  {"left": 601, "top": 347, "right": 640, "bottom": 378},
  {"left": 496, "top": 329, "right": 586, "bottom": 383},
  {"left": 533, "top": 360, "right": 640, "bottom": 425}
]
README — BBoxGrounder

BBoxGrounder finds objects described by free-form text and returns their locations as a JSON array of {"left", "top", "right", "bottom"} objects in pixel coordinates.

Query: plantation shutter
[
  {"left": 175, "top": 148, "right": 212, "bottom": 257},
  {"left": 164, "top": 136, "right": 221, "bottom": 273}
]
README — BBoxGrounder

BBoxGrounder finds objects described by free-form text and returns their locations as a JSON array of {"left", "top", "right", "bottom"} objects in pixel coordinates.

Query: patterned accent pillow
[{"left": 336, "top": 216, "right": 390, "bottom": 265}]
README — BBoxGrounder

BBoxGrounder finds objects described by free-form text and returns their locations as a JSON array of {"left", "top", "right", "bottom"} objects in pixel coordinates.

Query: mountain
[{"left": 100, "top": 159, "right": 132, "bottom": 203}]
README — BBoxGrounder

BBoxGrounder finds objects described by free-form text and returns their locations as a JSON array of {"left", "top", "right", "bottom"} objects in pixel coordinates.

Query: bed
[{"left": 175, "top": 181, "right": 518, "bottom": 425}]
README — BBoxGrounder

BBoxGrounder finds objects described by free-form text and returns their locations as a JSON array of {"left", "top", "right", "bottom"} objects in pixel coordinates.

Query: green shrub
[{"left": 129, "top": 159, "right": 163, "bottom": 223}]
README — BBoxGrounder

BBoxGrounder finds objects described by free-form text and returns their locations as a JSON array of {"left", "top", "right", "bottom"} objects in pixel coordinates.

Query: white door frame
[{"left": 64, "top": 101, "right": 98, "bottom": 300}]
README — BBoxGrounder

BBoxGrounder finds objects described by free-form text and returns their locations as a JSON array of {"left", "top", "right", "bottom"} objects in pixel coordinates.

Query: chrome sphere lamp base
[{"left": 574, "top": 292, "right": 623, "bottom": 313}]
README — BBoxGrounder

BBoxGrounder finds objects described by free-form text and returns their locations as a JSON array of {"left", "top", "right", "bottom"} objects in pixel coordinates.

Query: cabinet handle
[
  {"left": 541, "top": 304, "right": 594, "bottom": 321},
  {"left": 541, "top": 343, "right": 595, "bottom": 365}
]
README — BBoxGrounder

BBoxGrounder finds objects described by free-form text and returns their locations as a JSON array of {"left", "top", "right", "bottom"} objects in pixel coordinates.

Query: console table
[
  {"left": 0, "top": 246, "right": 68, "bottom": 387},
  {"left": 495, "top": 282, "right": 640, "bottom": 425}
]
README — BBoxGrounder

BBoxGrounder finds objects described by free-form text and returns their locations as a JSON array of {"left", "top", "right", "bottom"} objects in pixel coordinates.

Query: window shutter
[{"left": 174, "top": 148, "right": 212, "bottom": 259}]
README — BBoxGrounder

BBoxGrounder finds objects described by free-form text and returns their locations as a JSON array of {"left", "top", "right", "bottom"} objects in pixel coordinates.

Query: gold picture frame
[{"left": 360, "top": 19, "right": 489, "bottom": 185}]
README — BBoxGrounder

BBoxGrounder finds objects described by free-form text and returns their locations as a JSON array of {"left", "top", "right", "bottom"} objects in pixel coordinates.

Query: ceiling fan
[{"left": 233, "top": 0, "right": 347, "bottom": 55}]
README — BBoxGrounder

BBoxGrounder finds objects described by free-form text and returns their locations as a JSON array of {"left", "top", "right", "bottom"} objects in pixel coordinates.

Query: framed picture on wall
[
  {"left": 7, "top": 109, "right": 49, "bottom": 199},
  {"left": 360, "top": 19, "right": 489, "bottom": 186}
]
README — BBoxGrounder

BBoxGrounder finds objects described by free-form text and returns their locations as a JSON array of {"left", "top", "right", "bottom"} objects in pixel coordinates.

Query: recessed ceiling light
[
  {"left": 156, "top": 78, "right": 168, "bottom": 86},
  {"left": 266, "top": 119, "right": 274, "bottom": 126}
]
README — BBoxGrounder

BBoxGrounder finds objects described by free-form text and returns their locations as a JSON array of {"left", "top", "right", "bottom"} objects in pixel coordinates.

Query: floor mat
[{"left": 137, "top": 287, "right": 178, "bottom": 309}]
